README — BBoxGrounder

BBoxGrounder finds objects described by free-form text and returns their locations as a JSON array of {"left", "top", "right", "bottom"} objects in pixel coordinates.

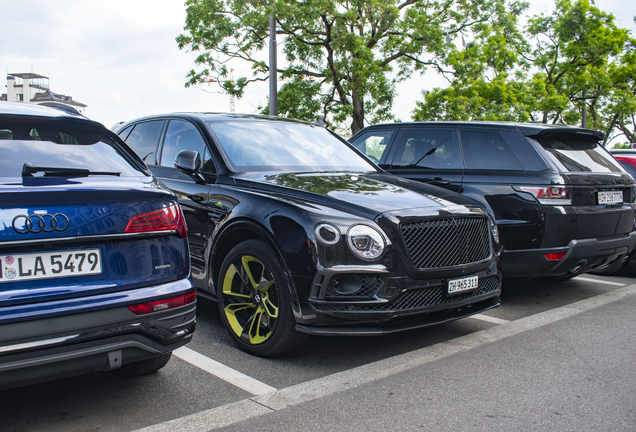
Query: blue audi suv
[{"left": 0, "top": 102, "right": 195, "bottom": 389}]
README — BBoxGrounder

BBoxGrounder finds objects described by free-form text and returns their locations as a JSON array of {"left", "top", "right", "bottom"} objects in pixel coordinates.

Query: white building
[{"left": 1, "top": 72, "right": 87, "bottom": 115}]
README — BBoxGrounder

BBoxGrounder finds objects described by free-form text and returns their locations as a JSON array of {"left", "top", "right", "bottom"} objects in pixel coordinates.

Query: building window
[{"left": 16, "top": 94, "right": 23, "bottom": 102}]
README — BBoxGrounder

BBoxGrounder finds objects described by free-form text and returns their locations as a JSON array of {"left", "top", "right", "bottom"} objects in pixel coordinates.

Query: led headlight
[
  {"left": 490, "top": 220, "right": 499, "bottom": 244},
  {"left": 346, "top": 225, "right": 385, "bottom": 260}
]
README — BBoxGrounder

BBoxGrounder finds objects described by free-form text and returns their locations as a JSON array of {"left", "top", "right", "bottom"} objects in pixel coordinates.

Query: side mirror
[
  {"left": 175, "top": 150, "right": 205, "bottom": 183},
  {"left": 175, "top": 150, "right": 201, "bottom": 173}
]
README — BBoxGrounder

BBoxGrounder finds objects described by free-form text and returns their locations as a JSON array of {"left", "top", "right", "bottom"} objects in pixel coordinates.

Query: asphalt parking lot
[{"left": 2, "top": 272, "right": 635, "bottom": 432}]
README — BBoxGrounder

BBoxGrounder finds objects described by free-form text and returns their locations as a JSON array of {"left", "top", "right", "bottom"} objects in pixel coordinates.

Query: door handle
[{"left": 424, "top": 177, "right": 451, "bottom": 186}]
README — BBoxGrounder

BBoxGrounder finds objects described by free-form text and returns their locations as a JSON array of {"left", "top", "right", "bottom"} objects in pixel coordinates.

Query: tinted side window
[
  {"left": 459, "top": 129, "right": 522, "bottom": 170},
  {"left": 391, "top": 129, "right": 458, "bottom": 169},
  {"left": 117, "top": 125, "right": 133, "bottom": 141},
  {"left": 124, "top": 120, "right": 164, "bottom": 165},
  {"left": 160, "top": 120, "right": 214, "bottom": 172},
  {"left": 350, "top": 130, "right": 394, "bottom": 163}
]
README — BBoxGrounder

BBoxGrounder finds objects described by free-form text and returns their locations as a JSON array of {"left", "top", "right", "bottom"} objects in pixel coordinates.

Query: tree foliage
[
  {"left": 413, "top": 0, "right": 636, "bottom": 144},
  {"left": 177, "top": 0, "right": 519, "bottom": 134}
]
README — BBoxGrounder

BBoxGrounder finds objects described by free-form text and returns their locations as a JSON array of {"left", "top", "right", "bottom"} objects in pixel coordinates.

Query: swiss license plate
[
  {"left": 448, "top": 275, "right": 479, "bottom": 295},
  {"left": 598, "top": 191, "right": 623, "bottom": 205},
  {"left": 0, "top": 249, "right": 102, "bottom": 283}
]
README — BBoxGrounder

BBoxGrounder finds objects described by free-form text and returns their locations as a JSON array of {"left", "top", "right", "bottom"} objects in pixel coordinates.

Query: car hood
[{"left": 230, "top": 171, "right": 482, "bottom": 219}]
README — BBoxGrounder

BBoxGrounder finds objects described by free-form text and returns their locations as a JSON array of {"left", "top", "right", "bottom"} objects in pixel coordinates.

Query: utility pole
[
  {"left": 581, "top": 90, "right": 587, "bottom": 128},
  {"left": 269, "top": 14, "right": 277, "bottom": 116}
]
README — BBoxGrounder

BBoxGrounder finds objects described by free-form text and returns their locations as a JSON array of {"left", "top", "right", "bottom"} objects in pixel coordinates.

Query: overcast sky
[{"left": 1, "top": 0, "right": 635, "bottom": 131}]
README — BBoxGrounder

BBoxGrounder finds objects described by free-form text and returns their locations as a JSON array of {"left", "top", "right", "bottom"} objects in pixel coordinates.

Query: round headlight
[{"left": 346, "top": 225, "right": 385, "bottom": 261}]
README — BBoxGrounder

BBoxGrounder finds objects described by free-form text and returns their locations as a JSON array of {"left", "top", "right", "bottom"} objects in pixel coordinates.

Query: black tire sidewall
[{"left": 217, "top": 239, "right": 297, "bottom": 356}]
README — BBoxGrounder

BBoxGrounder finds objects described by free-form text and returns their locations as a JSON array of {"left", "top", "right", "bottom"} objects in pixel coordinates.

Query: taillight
[
  {"left": 545, "top": 252, "right": 566, "bottom": 261},
  {"left": 516, "top": 186, "right": 571, "bottom": 205},
  {"left": 128, "top": 292, "right": 196, "bottom": 315},
  {"left": 125, "top": 204, "right": 188, "bottom": 238}
]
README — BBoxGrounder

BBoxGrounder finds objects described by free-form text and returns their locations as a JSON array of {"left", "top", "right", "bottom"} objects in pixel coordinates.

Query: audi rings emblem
[{"left": 12, "top": 213, "right": 70, "bottom": 234}]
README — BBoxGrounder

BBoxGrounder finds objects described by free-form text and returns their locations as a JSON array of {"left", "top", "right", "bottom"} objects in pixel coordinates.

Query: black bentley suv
[
  {"left": 350, "top": 122, "right": 636, "bottom": 279},
  {"left": 114, "top": 113, "right": 502, "bottom": 356}
]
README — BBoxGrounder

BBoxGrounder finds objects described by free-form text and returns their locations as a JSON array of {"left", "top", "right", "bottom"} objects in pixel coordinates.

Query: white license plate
[
  {"left": 0, "top": 249, "right": 102, "bottom": 283},
  {"left": 598, "top": 191, "right": 623, "bottom": 205},
  {"left": 448, "top": 275, "right": 479, "bottom": 295}
]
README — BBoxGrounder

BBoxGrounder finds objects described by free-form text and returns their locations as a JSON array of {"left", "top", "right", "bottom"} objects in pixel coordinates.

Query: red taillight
[
  {"left": 545, "top": 252, "right": 567, "bottom": 261},
  {"left": 128, "top": 292, "right": 196, "bottom": 315},
  {"left": 125, "top": 204, "right": 188, "bottom": 238},
  {"left": 517, "top": 186, "right": 571, "bottom": 205}
]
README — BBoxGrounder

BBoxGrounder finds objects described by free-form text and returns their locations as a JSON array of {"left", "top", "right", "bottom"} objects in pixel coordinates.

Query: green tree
[
  {"left": 414, "top": 0, "right": 635, "bottom": 144},
  {"left": 525, "top": 0, "right": 631, "bottom": 128},
  {"left": 604, "top": 43, "right": 636, "bottom": 144},
  {"left": 413, "top": 14, "right": 534, "bottom": 122},
  {"left": 177, "top": 0, "right": 518, "bottom": 134}
]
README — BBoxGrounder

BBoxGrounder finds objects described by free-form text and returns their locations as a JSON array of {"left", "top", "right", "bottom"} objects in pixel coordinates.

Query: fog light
[
  {"left": 545, "top": 253, "right": 566, "bottom": 261},
  {"left": 332, "top": 275, "right": 362, "bottom": 295}
]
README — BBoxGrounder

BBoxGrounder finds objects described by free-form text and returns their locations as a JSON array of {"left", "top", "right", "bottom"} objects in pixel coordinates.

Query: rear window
[
  {"left": 534, "top": 134, "right": 622, "bottom": 173},
  {"left": 0, "top": 117, "right": 147, "bottom": 178}
]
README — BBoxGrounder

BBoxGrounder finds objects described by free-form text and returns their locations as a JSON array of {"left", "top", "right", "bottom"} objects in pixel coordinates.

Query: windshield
[
  {"left": 534, "top": 133, "right": 623, "bottom": 173},
  {"left": 0, "top": 117, "right": 147, "bottom": 178},
  {"left": 206, "top": 120, "right": 376, "bottom": 172}
]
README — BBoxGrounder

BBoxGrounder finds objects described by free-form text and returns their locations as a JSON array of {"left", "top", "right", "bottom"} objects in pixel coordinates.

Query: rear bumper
[
  {"left": 0, "top": 279, "right": 195, "bottom": 390},
  {"left": 500, "top": 232, "right": 636, "bottom": 278}
]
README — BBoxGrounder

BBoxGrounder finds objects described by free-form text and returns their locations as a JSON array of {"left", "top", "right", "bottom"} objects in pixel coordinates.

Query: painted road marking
[
  {"left": 574, "top": 276, "right": 625, "bottom": 287},
  {"left": 138, "top": 283, "right": 636, "bottom": 432},
  {"left": 470, "top": 313, "right": 510, "bottom": 325},
  {"left": 173, "top": 347, "right": 276, "bottom": 396}
]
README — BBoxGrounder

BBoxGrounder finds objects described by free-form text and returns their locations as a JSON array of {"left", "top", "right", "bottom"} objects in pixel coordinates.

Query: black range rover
[
  {"left": 114, "top": 114, "right": 502, "bottom": 355},
  {"left": 350, "top": 122, "right": 636, "bottom": 279}
]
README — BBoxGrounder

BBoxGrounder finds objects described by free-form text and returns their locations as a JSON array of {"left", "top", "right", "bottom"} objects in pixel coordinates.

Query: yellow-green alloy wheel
[{"left": 218, "top": 240, "right": 307, "bottom": 356}]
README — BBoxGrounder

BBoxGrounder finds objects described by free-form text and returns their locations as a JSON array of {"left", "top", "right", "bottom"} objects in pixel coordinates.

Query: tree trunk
[{"left": 351, "top": 89, "right": 365, "bottom": 135}]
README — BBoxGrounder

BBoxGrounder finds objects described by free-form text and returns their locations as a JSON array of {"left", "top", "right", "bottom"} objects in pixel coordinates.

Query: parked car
[
  {"left": 0, "top": 102, "right": 195, "bottom": 389},
  {"left": 113, "top": 113, "right": 502, "bottom": 356},
  {"left": 611, "top": 153, "right": 636, "bottom": 179},
  {"left": 350, "top": 122, "right": 636, "bottom": 279},
  {"left": 590, "top": 152, "right": 636, "bottom": 274},
  {"left": 609, "top": 148, "right": 636, "bottom": 156}
]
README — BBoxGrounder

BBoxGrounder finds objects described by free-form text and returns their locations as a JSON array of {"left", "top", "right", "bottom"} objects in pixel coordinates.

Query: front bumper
[
  {"left": 297, "top": 263, "right": 501, "bottom": 336},
  {"left": 500, "top": 232, "right": 636, "bottom": 278}
]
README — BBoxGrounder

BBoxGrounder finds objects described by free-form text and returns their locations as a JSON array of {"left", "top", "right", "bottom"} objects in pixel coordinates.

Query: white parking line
[
  {"left": 173, "top": 347, "right": 276, "bottom": 396},
  {"left": 470, "top": 313, "right": 510, "bottom": 325},
  {"left": 138, "top": 283, "right": 636, "bottom": 432},
  {"left": 574, "top": 276, "right": 626, "bottom": 287}
]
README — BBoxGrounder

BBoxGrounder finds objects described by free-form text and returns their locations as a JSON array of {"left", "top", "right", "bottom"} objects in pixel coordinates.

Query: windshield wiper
[
  {"left": 22, "top": 163, "right": 121, "bottom": 177},
  {"left": 401, "top": 147, "right": 438, "bottom": 168}
]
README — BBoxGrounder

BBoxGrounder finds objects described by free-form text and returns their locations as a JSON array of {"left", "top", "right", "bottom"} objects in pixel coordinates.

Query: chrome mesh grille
[
  {"left": 400, "top": 217, "right": 491, "bottom": 268},
  {"left": 314, "top": 275, "right": 501, "bottom": 313}
]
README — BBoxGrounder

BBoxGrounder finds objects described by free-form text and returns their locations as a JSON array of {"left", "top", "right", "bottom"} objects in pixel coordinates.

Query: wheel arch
[{"left": 210, "top": 218, "right": 301, "bottom": 310}]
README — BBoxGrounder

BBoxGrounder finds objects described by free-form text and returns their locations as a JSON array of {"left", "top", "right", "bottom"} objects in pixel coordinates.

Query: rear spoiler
[{"left": 516, "top": 124, "right": 604, "bottom": 140}]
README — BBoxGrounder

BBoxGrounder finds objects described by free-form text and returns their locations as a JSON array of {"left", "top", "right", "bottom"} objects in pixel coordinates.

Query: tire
[
  {"left": 118, "top": 352, "right": 172, "bottom": 376},
  {"left": 217, "top": 240, "right": 308, "bottom": 356}
]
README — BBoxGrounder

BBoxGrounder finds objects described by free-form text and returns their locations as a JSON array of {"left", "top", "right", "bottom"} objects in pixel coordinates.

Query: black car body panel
[
  {"left": 350, "top": 121, "right": 636, "bottom": 279},
  {"left": 114, "top": 114, "right": 502, "bottom": 342}
]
